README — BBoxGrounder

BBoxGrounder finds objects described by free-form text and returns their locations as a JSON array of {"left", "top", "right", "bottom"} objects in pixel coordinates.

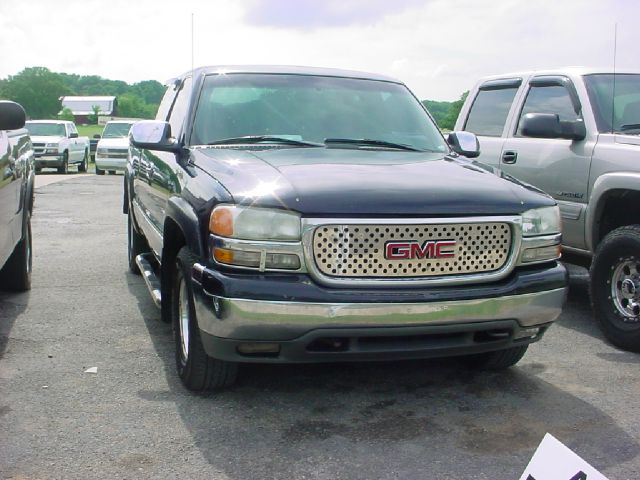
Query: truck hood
[
  {"left": 97, "top": 137, "right": 129, "bottom": 148},
  {"left": 192, "top": 147, "right": 554, "bottom": 216},
  {"left": 30, "top": 135, "right": 63, "bottom": 143}
]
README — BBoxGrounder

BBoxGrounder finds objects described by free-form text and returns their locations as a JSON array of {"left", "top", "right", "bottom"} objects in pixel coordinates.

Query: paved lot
[{"left": 1, "top": 175, "right": 639, "bottom": 479}]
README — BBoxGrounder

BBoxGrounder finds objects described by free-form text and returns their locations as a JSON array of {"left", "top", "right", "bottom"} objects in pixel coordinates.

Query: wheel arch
[
  {"left": 587, "top": 172, "right": 640, "bottom": 251},
  {"left": 160, "top": 197, "right": 204, "bottom": 323}
]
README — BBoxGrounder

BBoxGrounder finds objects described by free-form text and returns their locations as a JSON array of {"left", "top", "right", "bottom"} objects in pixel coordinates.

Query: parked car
[
  {"left": 25, "top": 120, "right": 89, "bottom": 174},
  {"left": 89, "top": 134, "right": 100, "bottom": 161},
  {"left": 455, "top": 67, "right": 640, "bottom": 351},
  {"left": 95, "top": 120, "right": 134, "bottom": 175},
  {"left": 125, "top": 65, "right": 567, "bottom": 392},
  {"left": 0, "top": 101, "right": 34, "bottom": 291}
]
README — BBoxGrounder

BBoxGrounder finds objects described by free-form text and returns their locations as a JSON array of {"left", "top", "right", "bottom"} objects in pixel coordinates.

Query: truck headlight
[
  {"left": 209, "top": 205, "right": 301, "bottom": 241},
  {"left": 45, "top": 143, "right": 57, "bottom": 148},
  {"left": 521, "top": 206, "right": 560, "bottom": 237},
  {"left": 209, "top": 205, "right": 303, "bottom": 271}
]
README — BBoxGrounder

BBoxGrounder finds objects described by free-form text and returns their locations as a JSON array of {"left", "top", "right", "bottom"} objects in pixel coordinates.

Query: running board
[{"left": 136, "top": 253, "right": 161, "bottom": 308}]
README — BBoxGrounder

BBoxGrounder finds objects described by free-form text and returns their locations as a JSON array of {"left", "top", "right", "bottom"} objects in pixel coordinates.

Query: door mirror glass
[
  {"left": 447, "top": 131, "right": 480, "bottom": 158},
  {"left": 69, "top": 132, "right": 79, "bottom": 139},
  {"left": 130, "top": 121, "right": 179, "bottom": 152},
  {"left": 0, "top": 101, "right": 26, "bottom": 130},
  {"left": 93, "top": 134, "right": 101, "bottom": 139}
]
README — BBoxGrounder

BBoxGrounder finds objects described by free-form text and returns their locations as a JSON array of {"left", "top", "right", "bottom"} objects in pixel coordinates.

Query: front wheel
[
  {"left": 172, "top": 246, "right": 238, "bottom": 392},
  {"left": 57, "top": 152, "right": 69, "bottom": 174},
  {"left": 0, "top": 212, "right": 32, "bottom": 291},
  {"left": 78, "top": 150, "right": 88, "bottom": 172},
  {"left": 590, "top": 225, "right": 640, "bottom": 352},
  {"left": 95, "top": 165, "right": 105, "bottom": 175}
]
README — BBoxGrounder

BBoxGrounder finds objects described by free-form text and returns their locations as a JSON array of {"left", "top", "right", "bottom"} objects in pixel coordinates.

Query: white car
[{"left": 95, "top": 121, "right": 134, "bottom": 175}]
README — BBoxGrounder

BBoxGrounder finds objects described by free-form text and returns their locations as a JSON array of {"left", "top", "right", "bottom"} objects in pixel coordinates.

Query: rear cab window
[{"left": 464, "top": 78, "right": 521, "bottom": 137}]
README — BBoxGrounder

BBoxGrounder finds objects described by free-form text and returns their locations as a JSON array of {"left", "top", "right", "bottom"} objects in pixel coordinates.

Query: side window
[
  {"left": 167, "top": 77, "right": 192, "bottom": 141},
  {"left": 517, "top": 85, "right": 581, "bottom": 135},
  {"left": 464, "top": 87, "right": 519, "bottom": 137},
  {"left": 156, "top": 85, "right": 178, "bottom": 121}
]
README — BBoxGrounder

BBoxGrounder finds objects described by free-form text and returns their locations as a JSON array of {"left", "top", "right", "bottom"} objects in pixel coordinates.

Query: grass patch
[{"left": 77, "top": 124, "right": 104, "bottom": 138}]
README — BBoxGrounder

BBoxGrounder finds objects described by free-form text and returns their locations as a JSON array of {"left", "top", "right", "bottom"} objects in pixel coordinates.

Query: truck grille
[{"left": 313, "top": 222, "right": 512, "bottom": 278}]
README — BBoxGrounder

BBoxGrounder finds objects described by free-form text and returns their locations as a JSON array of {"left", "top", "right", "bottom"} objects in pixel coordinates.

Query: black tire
[
  {"left": 172, "top": 246, "right": 238, "bottom": 392},
  {"left": 78, "top": 150, "right": 88, "bottom": 172},
  {"left": 465, "top": 345, "right": 528, "bottom": 370},
  {"left": 57, "top": 152, "right": 69, "bottom": 174},
  {"left": 95, "top": 165, "right": 105, "bottom": 175},
  {"left": 0, "top": 212, "right": 32, "bottom": 291},
  {"left": 127, "top": 212, "right": 149, "bottom": 274},
  {"left": 35, "top": 167, "right": 41, "bottom": 174},
  {"left": 590, "top": 225, "right": 640, "bottom": 352},
  {"left": 109, "top": 170, "right": 116, "bottom": 175}
]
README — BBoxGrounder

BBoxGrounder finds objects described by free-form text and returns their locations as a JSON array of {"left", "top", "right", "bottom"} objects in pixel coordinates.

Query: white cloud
[{"left": 0, "top": 0, "right": 638, "bottom": 100}]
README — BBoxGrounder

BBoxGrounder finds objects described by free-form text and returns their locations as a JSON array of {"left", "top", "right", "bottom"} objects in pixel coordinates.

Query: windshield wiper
[
  {"left": 206, "top": 135, "right": 323, "bottom": 147},
  {"left": 324, "top": 138, "right": 423, "bottom": 152}
]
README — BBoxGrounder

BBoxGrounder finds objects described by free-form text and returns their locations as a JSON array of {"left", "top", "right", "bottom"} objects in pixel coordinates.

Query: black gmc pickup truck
[
  {"left": 0, "top": 101, "right": 34, "bottom": 291},
  {"left": 125, "top": 66, "right": 567, "bottom": 392}
]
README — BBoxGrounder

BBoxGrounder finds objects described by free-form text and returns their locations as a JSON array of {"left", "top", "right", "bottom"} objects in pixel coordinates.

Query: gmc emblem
[{"left": 384, "top": 240, "right": 456, "bottom": 260}]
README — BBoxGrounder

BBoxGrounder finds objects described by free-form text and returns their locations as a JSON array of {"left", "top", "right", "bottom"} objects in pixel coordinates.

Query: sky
[{"left": 0, "top": 0, "right": 638, "bottom": 101}]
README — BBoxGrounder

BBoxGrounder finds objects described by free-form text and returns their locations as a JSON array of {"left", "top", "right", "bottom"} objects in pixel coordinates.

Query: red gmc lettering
[
  {"left": 385, "top": 240, "right": 456, "bottom": 260},
  {"left": 385, "top": 242, "right": 412, "bottom": 259}
]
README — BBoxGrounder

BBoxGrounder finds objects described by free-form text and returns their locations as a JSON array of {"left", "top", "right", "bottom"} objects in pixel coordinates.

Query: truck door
[
  {"left": 0, "top": 130, "right": 19, "bottom": 264},
  {"left": 67, "top": 123, "right": 80, "bottom": 161},
  {"left": 459, "top": 78, "right": 522, "bottom": 169},
  {"left": 499, "top": 76, "right": 595, "bottom": 249}
]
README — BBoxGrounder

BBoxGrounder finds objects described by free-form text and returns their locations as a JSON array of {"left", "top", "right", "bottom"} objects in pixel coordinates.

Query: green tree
[
  {"left": 58, "top": 107, "right": 74, "bottom": 121},
  {"left": 1, "top": 67, "right": 70, "bottom": 119},
  {"left": 422, "top": 99, "right": 453, "bottom": 127},
  {"left": 87, "top": 104, "right": 101, "bottom": 124},
  {"left": 440, "top": 91, "right": 469, "bottom": 130},
  {"left": 131, "top": 80, "right": 165, "bottom": 104},
  {"left": 117, "top": 93, "right": 156, "bottom": 119}
]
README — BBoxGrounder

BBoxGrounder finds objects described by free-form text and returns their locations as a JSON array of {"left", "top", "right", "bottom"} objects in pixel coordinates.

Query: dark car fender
[
  {"left": 164, "top": 195, "right": 205, "bottom": 259},
  {"left": 160, "top": 196, "right": 206, "bottom": 323}
]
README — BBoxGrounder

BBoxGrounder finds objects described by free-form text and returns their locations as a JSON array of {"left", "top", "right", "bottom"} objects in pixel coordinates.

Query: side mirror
[
  {"left": 69, "top": 132, "right": 79, "bottom": 139},
  {"left": 0, "top": 101, "right": 26, "bottom": 130},
  {"left": 130, "top": 121, "right": 180, "bottom": 152},
  {"left": 521, "top": 113, "right": 586, "bottom": 141},
  {"left": 93, "top": 134, "right": 101, "bottom": 139},
  {"left": 447, "top": 131, "right": 480, "bottom": 158}
]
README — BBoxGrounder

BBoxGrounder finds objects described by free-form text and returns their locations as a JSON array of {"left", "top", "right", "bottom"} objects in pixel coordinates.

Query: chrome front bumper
[
  {"left": 95, "top": 156, "right": 126, "bottom": 171},
  {"left": 194, "top": 286, "right": 566, "bottom": 340}
]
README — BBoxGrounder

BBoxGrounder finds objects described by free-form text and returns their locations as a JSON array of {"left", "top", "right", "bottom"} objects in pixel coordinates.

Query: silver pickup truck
[
  {"left": 455, "top": 67, "right": 640, "bottom": 351},
  {"left": 25, "top": 120, "right": 89, "bottom": 174}
]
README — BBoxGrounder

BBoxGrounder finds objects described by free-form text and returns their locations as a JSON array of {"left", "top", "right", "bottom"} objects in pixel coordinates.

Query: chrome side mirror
[
  {"left": 130, "top": 121, "right": 180, "bottom": 153},
  {"left": 447, "top": 131, "right": 480, "bottom": 158}
]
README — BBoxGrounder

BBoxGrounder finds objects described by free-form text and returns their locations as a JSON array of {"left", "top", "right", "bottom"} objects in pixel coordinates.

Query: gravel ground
[{"left": 0, "top": 175, "right": 638, "bottom": 479}]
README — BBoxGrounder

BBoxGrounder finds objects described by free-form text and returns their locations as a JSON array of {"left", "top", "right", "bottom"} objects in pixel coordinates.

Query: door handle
[{"left": 502, "top": 151, "right": 518, "bottom": 164}]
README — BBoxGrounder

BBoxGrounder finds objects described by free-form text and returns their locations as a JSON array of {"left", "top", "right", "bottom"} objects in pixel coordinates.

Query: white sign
[{"left": 519, "top": 433, "right": 609, "bottom": 480}]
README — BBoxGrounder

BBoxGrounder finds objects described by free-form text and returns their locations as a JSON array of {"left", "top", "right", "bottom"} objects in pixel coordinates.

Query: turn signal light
[{"left": 210, "top": 207, "right": 233, "bottom": 237}]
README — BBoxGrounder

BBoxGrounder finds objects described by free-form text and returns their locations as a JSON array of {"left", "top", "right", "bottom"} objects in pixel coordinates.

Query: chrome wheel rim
[
  {"left": 611, "top": 259, "right": 640, "bottom": 321},
  {"left": 178, "top": 277, "right": 190, "bottom": 359}
]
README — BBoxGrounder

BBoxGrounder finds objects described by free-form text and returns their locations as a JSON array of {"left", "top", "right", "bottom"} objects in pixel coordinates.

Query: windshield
[
  {"left": 102, "top": 122, "right": 134, "bottom": 138},
  {"left": 191, "top": 73, "right": 448, "bottom": 153},
  {"left": 25, "top": 122, "right": 65, "bottom": 137},
  {"left": 584, "top": 74, "right": 640, "bottom": 133}
]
